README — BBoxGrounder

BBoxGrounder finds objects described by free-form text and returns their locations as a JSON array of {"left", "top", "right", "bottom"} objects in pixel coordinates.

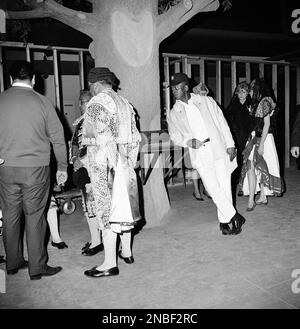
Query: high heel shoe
[
  {"left": 246, "top": 203, "right": 256, "bottom": 211},
  {"left": 192, "top": 193, "right": 204, "bottom": 201},
  {"left": 255, "top": 199, "right": 268, "bottom": 205}
]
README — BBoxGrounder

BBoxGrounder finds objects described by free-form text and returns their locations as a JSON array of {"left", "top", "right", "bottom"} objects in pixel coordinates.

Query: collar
[{"left": 12, "top": 82, "right": 33, "bottom": 89}]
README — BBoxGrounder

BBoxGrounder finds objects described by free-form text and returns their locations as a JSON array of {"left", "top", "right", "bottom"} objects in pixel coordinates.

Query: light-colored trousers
[{"left": 195, "top": 157, "right": 236, "bottom": 223}]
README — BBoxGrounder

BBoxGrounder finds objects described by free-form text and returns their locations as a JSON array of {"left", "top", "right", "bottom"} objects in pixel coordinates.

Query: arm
[
  {"left": 258, "top": 115, "right": 270, "bottom": 156},
  {"left": 46, "top": 102, "right": 68, "bottom": 171}
]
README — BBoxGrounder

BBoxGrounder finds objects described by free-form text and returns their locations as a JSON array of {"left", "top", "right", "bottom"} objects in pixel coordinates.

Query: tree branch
[
  {"left": 6, "top": 0, "right": 97, "bottom": 37},
  {"left": 157, "top": 0, "right": 220, "bottom": 43}
]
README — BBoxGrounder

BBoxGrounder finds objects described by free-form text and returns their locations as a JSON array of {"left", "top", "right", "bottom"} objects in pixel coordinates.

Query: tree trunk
[{"left": 91, "top": 18, "right": 170, "bottom": 227}]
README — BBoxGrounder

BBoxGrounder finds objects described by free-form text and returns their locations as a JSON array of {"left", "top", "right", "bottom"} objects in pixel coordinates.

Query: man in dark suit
[
  {"left": 290, "top": 110, "right": 300, "bottom": 159},
  {"left": 0, "top": 61, "right": 68, "bottom": 280}
]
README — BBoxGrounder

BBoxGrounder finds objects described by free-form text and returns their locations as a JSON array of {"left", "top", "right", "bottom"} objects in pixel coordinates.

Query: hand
[
  {"left": 226, "top": 147, "right": 236, "bottom": 161},
  {"left": 257, "top": 144, "right": 264, "bottom": 156},
  {"left": 290, "top": 146, "right": 300, "bottom": 158},
  {"left": 187, "top": 138, "right": 204, "bottom": 149},
  {"left": 73, "top": 158, "right": 83, "bottom": 172},
  {"left": 56, "top": 170, "right": 68, "bottom": 186}
]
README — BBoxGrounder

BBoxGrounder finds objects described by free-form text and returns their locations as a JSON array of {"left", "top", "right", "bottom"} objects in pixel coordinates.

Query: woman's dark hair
[
  {"left": 250, "top": 78, "right": 273, "bottom": 106},
  {"left": 9, "top": 60, "right": 34, "bottom": 81},
  {"left": 79, "top": 89, "right": 92, "bottom": 101}
]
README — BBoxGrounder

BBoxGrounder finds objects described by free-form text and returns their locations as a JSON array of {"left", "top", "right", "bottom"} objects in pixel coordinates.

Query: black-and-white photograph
[{"left": 0, "top": 0, "right": 299, "bottom": 316}]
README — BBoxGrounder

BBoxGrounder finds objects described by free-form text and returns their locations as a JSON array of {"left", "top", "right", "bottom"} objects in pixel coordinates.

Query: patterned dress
[
  {"left": 239, "top": 96, "right": 284, "bottom": 196},
  {"left": 82, "top": 88, "right": 141, "bottom": 231},
  {"left": 70, "top": 116, "right": 97, "bottom": 219}
]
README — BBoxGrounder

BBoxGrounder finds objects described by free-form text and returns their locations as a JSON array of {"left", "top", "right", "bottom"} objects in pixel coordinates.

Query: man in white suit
[{"left": 167, "top": 73, "right": 246, "bottom": 235}]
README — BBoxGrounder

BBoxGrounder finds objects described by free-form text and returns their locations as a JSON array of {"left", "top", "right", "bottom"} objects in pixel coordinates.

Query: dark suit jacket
[{"left": 291, "top": 110, "right": 300, "bottom": 147}]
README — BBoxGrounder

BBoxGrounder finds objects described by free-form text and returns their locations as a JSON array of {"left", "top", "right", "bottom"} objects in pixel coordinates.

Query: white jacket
[{"left": 168, "top": 94, "right": 237, "bottom": 171}]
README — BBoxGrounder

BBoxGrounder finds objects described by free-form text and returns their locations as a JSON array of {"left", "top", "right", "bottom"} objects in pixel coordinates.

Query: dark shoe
[
  {"left": 192, "top": 193, "right": 204, "bottom": 201},
  {"left": 246, "top": 203, "right": 256, "bottom": 211},
  {"left": 30, "top": 265, "right": 62, "bottom": 280},
  {"left": 82, "top": 243, "right": 104, "bottom": 256},
  {"left": 230, "top": 212, "right": 246, "bottom": 235},
  {"left": 51, "top": 241, "right": 68, "bottom": 249},
  {"left": 0, "top": 255, "right": 5, "bottom": 264},
  {"left": 203, "top": 190, "right": 212, "bottom": 199},
  {"left": 81, "top": 242, "right": 91, "bottom": 251},
  {"left": 118, "top": 250, "right": 134, "bottom": 264},
  {"left": 219, "top": 223, "right": 232, "bottom": 235},
  {"left": 84, "top": 266, "right": 119, "bottom": 278},
  {"left": 237, "top": 191, "right": 243, "bottom": 197},
  {"left": 7, "top": 260, "right": 28, "bottom": 275}
]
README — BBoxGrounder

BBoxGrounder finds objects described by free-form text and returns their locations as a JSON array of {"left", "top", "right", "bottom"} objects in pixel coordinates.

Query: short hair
[{"left": 9, "top": 60, "right": 34, "bottom": 81}]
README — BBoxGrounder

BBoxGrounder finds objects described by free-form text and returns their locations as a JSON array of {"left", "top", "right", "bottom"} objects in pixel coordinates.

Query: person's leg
[
  {"left": 47, "top": 208, "right": 63, "bottom": 244},
  {"left": 23, "top": 166, "right": 50, "bottom": 276},
  {"left": 196, "top": 164, "right": 236, "bottom": 224},
  {"left": 246, "top": 162, "right": 256, "bottom": 209},
  {"left": 0, "top": 166, "right": 25, "bottom": 271},
  {"left": 86, "top": 217, "right": 101, "bottom": 248},
  {"left": 95, "top": 227, "right": 117, "bottom": 271},
  {"left": 191, "top": 169, "right": 203, "bottom": 199},
  {"left": 119, "top": 231, "right": 132, "bottom": 257},
  {"left": 256, "top": 184, "right": 268, "bottom": 204}
]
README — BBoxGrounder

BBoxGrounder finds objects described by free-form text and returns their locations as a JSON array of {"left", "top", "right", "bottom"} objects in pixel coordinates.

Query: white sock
[
  {"left": 47, "top": 208, "right": 63, "bottom": 243},
  {"left": 86, "top": 217, "right": 101, "bottom": 248},
  {"left": 120, "top": 231, "right": 132, "bottom": 257},
  {"left": 96, "top": 228, "right": 117, "bottom": 271}
]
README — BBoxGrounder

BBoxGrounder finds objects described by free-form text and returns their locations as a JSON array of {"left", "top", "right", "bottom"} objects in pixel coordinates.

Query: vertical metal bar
[
  {"left": 199, "top": 59, "right": 205, "bottom": 83},
  {"left": 272, "top": 64, "right": 277, "bottom": 100},
  {"left": 78, "top": 50, "right": 85, "bottom": 90},
  {"left": 53, "top": 49, "right": 61, "bottom": 111},
  {"left": 284, "top": 65, "right": 290, "bottom": 168},
  {"left": 0, "top": 46, "right": 4, "bottom": 92},
  {"left": 246, "top": 62, "right": 251, "bottom": 83},
  {"left": 259, "top": 63, "right": 264, "bottom": 78},
  {"left": 216, "top": 60, "right": 221, "bottom": 104},
  {"left": 231, "top": 61, "right": 237, "bottom": 94}
]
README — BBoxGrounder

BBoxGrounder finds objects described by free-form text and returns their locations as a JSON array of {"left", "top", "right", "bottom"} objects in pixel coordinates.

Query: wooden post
[
  {"left": 231, "top": 61, "right": 237, "bottom": 94},
  {"left": 259, "top": 63, "right": 264, "bottom": 78},
  {"left": 199, "top": 59, "right": 205, "bottom": 83},
  {"left": 246, "top": 62, "right": 251, "bottom": 83},
  {"left": 78, "top": 50, "right": 85, "bottom": 90},
  {"left": 26, "top": 44, "right": 31, "bottom": 62},
  {"left": 285, "top": 65, "right": 290, "bottom": 168},
  {"left": 0, "top": 46, "right": 4, "bottom": 92},
  {"left": 53, "top": 49, "right": 61, "bottom": 111},
  {"left": 216, "top": 60, "right": 221, "bottom": 104},
  {"left": 272, "top": 64, "right": 277, "bottom": 99},
  {"left": 297, "top": 65, "right": 300, "bottom": 105},
  {"left": 163, "top": 55, "right": 170, "bottom": 119}
]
